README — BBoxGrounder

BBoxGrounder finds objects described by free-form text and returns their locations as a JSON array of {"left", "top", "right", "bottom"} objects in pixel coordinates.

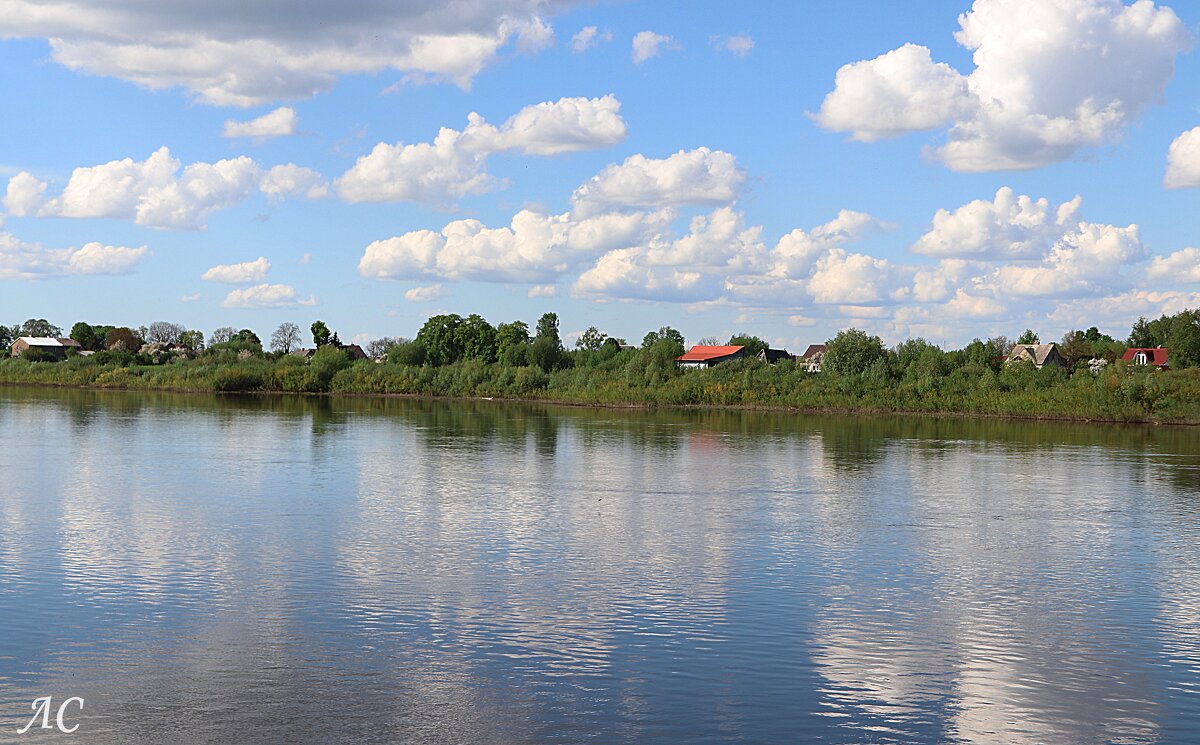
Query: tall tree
[
  {"left": 105, "top": 327, "right": 142, "bottom": 351},
  {"left": 416, "top": 314, "right": 465, "bottom": 366},
  {"left": 145, "top": 321, "right": 186, "bottom": 345},
  {"left": 1016, "top": 329, "right": 1040, "bottom": 345},
  {"left": 457, "top": 314, "right": 498, "bottom": 362},
  {"left": 209, "top": 327, "right": 236, "bottom": 346},
  {"left": 0, "top": 325, "right": 12, "bottom": 350},
  {"left": 575, "top": 326, "right": 608, "bottom": 352},
  {"left": 19, "top": 319, "right": 63, "bottom": 338},
  {"left": 270, "top": 322, "right": 302, "bottom": 353},
  {"left": 728, "top": 333, "right": 768, "bottom": 358},
  {"left": 824, "top": 328, "right": 887, "bottom": 376},
  {"left": 535, "top": 312, "right": 561, "bottom": 348},
  {"left": 178, "top": 330, "right": 205, "bottom": 351},
  {"left": 496, "top": 321, "right": 531, "bottom": 366},
  {"left": 311, "top": 320, "right": 332, "bottom": 348},
  {"left": 70, "top": 322, "right": 96, "bottom": 350}
]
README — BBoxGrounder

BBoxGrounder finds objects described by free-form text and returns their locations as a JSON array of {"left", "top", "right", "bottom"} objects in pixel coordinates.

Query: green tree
[
  {"left": 387, "top": 340, "right": 427, "bottom": 366},
  {"left": 1128, "top": 317, "right": 1155, "bottom": 348},
  {"left": 575, "top": 326, "right": 608, "bottom": 351},
  {"left": 19, "top": 319, "right": 63, "bottom": 337},
  {"left": 416, "top": 314, "right": 465, "bottom": 366},
  {"left": 0, "top": 325, "right": 12, "bottom": 351},
  {"left": 311, "top": 320, "right": 332, "bottom": 348},
  {"left": 1060, "top": 330, "right": 1091, "bottom": 367},
  {"left": 233, "top": 329, "right": 261, "bottom": 346},
  {"left": 1166, "top": 321, "right": 1200, "bottom": 369},
  {"left": 642, "top": 326, "right": 685, "bottom": 351},
  {"left": 535, "top": 312, "right": 561, "bottom": 347},
  {"left": 178, "top": 330, "right": 205, "bottom": 351},
  {"left": 70, "top": 322, "right": 96, "bottom": 350},
  {"left": 456, "top": 314, "right": 497, "bottom": 362},
  {"left": 824, "top": 328, "right": 887, "bottom": 377},
  {"left": 1016, "top": 329, "right": 1040, "bottom": 345},
  {"left": 529, "top": 335, "right": 564, "bottom": 372},
  {"left": 496, "top": 321, "right": 530, "bottom": 363},
  {"left": 728, "top": 333, "right": 767, "bottom": 358}
]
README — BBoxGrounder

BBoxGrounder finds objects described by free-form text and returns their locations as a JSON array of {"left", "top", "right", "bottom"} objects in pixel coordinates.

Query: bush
[{"left": 212, "top": 367, "right": 265, "bottom": 392}]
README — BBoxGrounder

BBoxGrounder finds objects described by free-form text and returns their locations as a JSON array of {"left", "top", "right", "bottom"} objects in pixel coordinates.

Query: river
[{"left": 1, "top": 386, "right": 1199, "bottom": 743}]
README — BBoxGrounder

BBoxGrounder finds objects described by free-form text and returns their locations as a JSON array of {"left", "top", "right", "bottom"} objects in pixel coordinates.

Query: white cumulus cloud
[
  {"left": 221, "top": 283, "right": 315, "bottom": 308},
  {"left": 1146, "top": 247, "right": 1200, "bottom": 283},
  {"left": 260, "top": 164, "right": 329, "bottom": 199},
  {"left": 912, "top": 187, "right": 1082, "bottom": 259},
  {"left": 201, "top": 257, "right": 271, "bottom": 284},
  {"left": 1164, "top": 127, "right": 1200, "bottom": 189},
  {"left": 570, "top": 26, "right": 611, "bottom": 53},
  {"left": 404, "top": 284, "right": 447, "bottom": 302},
  {"left": 712, "top": 35, "right": 754, "bottom": 57},
  {"left": 816, "top": 0, "right": 1191, "bottom": 171},
  {"left": 0, "top": 231, "right": 146, "bottom": 279},
  {"left": 571, "top": 148, "right": 744, "bottom": 215},
  {"left": 222, "top": 107, "right": 298, "bottom": 139}
]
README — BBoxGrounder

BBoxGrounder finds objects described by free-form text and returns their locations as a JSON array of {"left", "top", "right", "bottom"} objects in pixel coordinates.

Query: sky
[{"left": 2, "top": 0, "right": 1199, "bottom": 351}]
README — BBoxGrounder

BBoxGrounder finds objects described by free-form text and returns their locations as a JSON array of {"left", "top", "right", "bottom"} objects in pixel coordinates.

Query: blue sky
[{"left": 2, "top": 0, "right": 1199, "bottom": 350}]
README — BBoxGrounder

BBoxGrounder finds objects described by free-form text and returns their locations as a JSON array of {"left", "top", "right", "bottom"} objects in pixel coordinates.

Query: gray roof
[{"left": 1008, "top": 343, "right": 1060, "bottom": 366}]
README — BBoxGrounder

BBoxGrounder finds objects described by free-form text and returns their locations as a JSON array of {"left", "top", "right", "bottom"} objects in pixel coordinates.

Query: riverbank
[{"left": 3, "top": 354, "right": 1199, "bottom": 425}]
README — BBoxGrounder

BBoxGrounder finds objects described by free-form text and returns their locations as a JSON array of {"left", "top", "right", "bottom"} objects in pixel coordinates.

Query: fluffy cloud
[
  {"left": 0, "top": 231, "right": 146, "bottom": 279},
  {"left": 221, "top": 283, "right": 315, "bottom": 308},
  {"left": 0, "top": 1, "right": 570, "bottom": 106},
  {"left": 460, "top": 94, "right": 627, "bottom": 155},
  {"left": 528, "top": 284, "right": 557, "bottom": 298},
  {"left": 222, "top": 107, "right": 298, "bottom": 139},
  {"left": 359, "top": 206, "right": 671, "bottom": 284},
  {"left": 815, "top": 44, "right": 972, "bottom": 142},
  {"left": 404, "top": 284, "right": 447, "bottom": 302},
  {"left": 570, "top": 26, "right": 611, "bottom": 53},
  {"left": 571, "top": 148, "right": 744, "bottom": 215},
  {"left": 201, "top": 257, "right": 271, "bottom": 284},
  {"left": 1049, "top": 289, "right": 1200, "bottom": 328},
  {"left": 816, "top": 0, "right": 1191, "bottom": 171},
  {"left": 260, "top": 164, "right": 330, "bottom": 199},
  {"left": 1146, "top": 247, "right": 1200, "bottom": 283},
  {"left": 6, "top": 147, "right": 259, "bottom": 229},
  {"left": 336, "top": 95, "right": 627, "bottom": 204},
  {"left": 912, "top": 187, "right": 1082, "bottom": 259},
  {"left": 3, "top": 171, "right": 48, "bottom": 216},
  {"left": 1164, "top": 127, "right": 1200, "bottom": 189},
  {"left": 632, "top": 31, "right": 673, "bottom": 64}
]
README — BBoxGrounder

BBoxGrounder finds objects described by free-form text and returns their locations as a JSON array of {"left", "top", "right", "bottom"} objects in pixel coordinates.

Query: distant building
[
  {"left": 676, "top": 345, "right": 745, "bottom": 370},
  {"left": 757, "top": 348, "right": 794, "bottom": 364},
  {"left": 1006, "top": 343, "right": 1066, "bottom": 369},
  {"left": 10, "top": 337, "right": 82, "bottom": 360},
  {"left": 1121, "top": 347, "right": 1169, "bottom": 369},
  {"left": 799, "top": 344, "right": 826, "bottom": 372}
]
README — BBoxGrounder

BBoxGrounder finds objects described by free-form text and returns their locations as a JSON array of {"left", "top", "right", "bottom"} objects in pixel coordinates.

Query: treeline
[{"left": 2, "top": 309, "right": 1200, "bottom": 423}]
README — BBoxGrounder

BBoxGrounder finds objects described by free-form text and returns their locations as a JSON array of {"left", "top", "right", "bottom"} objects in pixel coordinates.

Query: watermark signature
[{"left": 16, "top": 697, "right": 84, "bottom": 735}]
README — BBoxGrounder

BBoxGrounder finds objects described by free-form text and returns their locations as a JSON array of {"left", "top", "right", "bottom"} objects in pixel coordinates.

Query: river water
[{"left": 1, "top": 386, "right": 1199, "bottom": 743}]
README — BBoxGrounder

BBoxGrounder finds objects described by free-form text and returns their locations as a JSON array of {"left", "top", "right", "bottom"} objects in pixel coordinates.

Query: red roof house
[
  {"left": 1121, "top": 348, "right": 1169, "bottom": 368},
  {"left": 676, "top": 345, "right": 745, "bottom": 369}
]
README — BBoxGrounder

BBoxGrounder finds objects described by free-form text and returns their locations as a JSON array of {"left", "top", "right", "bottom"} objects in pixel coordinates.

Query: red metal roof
[
  {"left": 676, "top": 345, "right": 744, "bottom": 361},
  {"left": 1121, "top": 348, "right": 1169, "bottom": 366}
]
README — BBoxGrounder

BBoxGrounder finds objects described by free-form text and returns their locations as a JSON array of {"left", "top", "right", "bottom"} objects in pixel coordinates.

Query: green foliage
[
  {"left": 20, "top": 347, "right": 61, "bottom": 363},
  {"left": 824, "top": 328, "right": 887, "bottom": 377},
  {"left": 233, "top": 329, "right": 262, "bottom": 347},
  {"left": 388, "top": 340, "right": 427, "bottom": 366},
  {"left": 311, "top": 320, "right": 332, "bottom": 348},
  {"left": 576, "top": 326, "right": 608, "bottom": 352},
  {"left": 19, "top": 318, "right": 63, "bottom": 338},
  {"left": 0, "top": 325, "right": 12, "bottom": 351},
  {"left": 70, "top": 322, "right": 96, "bottom": 350},
  {"left": 535, "top": 312, "right": 561, "bottom": 346},
  {"left": 1017, "top": 329, "right": 1040, "bottom": 345},
  {"left": 728, "top": 333, "right": 768, "bottom": 358},
  {"left": 529, "top": 335, "right": 567, "bottom": 373},
  {"left": 456, "top": 314, "right": 497, "bottom": 362},
  {"left": 416, "top": 314, "right": 465, "bottom": 366},
  {"left": 310, "top": 345, "right": 351, "bottom": 387},
  {"left": 642, "top": 326, "right": 685, "bottom": 351}
]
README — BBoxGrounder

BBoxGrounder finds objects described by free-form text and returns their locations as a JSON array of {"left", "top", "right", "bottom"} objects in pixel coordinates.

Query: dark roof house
[{"left": 757, "top": 348, "right": 793, "bottom": 364}]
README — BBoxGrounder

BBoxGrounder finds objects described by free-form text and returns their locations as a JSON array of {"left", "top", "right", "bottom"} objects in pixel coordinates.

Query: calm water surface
[{"left": 2, "top": 386, "right": 1200, "bottom": 743}]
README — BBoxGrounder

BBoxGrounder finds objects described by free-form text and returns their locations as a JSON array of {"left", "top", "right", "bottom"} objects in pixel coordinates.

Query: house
[
  {"left": 757, "top": 347, "right": 794, "bottom": 364},
  {"left": 676, "top": 345, "right": 745, "bottom": 369},
  {"left": 1006, "top": 343, "right": 1066, "bottom": 369},
  {"left": 1121, "top": 347, "right": 1169, "bottom": 369},
  {"left": 10, "top": 337, "right": 82, "bottom": 359},
  {"left": 799, "top": 344, "right": 826, "bottom": 372}
]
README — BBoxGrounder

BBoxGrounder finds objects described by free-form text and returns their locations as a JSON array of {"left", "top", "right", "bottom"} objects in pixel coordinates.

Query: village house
[
  {"left": 1006, "top": 343, "right": 1066, "bottom": 369},
  {"left": 798, "top": 344, "right": 826, "bottom": 372},
  {"left": 1121, "top": 347, "right": 1169, "bottom": 369},
  {"left": 9, "top": 337, "right": 82, "bottom": 360},
  {"left": 757, "top": 347, "right": 794, "bottom": 364},
  {"left": 676, "top": 345, "right": 745, "bottom": 370}
]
